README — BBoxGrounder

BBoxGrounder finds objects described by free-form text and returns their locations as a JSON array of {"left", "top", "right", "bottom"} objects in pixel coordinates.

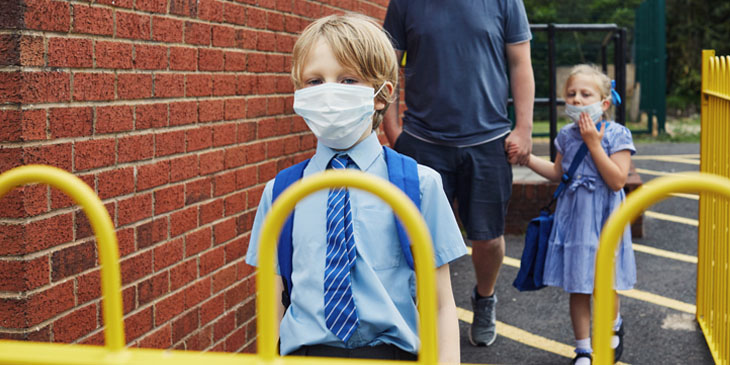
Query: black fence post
[
  {"left": 548, "top": 23, "right": 557, "bottom": 161},
  {"left": 614, "top": 28, "right": 627, "bottom": 125}
]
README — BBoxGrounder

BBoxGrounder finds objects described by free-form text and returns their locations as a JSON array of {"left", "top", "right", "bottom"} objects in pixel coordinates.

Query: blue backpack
[{"left": 272, "top": 146, "right": 420, "bottom": 306}]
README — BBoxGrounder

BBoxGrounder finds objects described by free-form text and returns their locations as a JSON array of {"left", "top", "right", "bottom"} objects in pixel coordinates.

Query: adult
[{"left": 383, "top": 0, "right": 535, "bottom": 347}]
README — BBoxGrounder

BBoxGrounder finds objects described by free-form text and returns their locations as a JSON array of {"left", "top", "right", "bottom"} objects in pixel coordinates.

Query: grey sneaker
[{"left": 469, "top": 287, "right": 497, "bottom": 346}]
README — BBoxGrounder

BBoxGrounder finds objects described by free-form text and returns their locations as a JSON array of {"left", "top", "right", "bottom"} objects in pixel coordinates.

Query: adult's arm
[
  {"left": 435, "top": 263, "right": 460, "bottom": 364},
  {"left": 504, "top": 41, "right": 534, "bottom": 165},
  {"left": 382, "top": 50, "right": 405, "bottom": 146}
]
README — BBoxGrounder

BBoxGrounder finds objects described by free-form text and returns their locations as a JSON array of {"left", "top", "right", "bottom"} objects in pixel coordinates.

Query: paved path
[{"left": 451, "top": 142, "right": 713, "bottom": 364}]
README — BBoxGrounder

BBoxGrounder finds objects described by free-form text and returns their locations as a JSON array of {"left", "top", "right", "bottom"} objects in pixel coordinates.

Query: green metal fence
[{"left": 634, "top": 0, "right": 667, "bottom": 133}]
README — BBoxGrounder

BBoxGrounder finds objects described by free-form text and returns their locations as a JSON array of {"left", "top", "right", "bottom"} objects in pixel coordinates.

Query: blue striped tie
[{"left": 323, "top": 154, "right": 359, "bottom": 342}]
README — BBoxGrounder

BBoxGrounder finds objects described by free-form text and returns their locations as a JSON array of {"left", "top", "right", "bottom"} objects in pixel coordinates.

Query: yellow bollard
[
  {"left": 0, "top": 166, "right": 439, "bottom": 365},
  {"left": 593, "top": 172, "right": 730, "bottom": 365}
]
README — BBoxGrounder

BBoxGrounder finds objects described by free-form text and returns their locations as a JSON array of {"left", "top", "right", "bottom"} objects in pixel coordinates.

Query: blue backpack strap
[
  {"left": 383, "top": 146, "right": 419, "bottom": 270},
  {"left": 272, "top": 159, "right": 310, "bottom": 302}
]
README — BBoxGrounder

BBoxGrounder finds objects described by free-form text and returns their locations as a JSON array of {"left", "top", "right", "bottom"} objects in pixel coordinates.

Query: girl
[{"left": 518, "top": 65, "right": 636, "bottom": 364}]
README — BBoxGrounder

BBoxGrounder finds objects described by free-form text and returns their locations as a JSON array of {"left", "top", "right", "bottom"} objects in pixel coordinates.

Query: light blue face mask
[{"left": 564, "top": 101, "right": 604, "bottom": 124}]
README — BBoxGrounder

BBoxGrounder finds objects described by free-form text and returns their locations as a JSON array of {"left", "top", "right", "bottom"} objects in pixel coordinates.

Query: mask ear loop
[{"left": 374, "top": 82, "right": 388, "bottom": 97}]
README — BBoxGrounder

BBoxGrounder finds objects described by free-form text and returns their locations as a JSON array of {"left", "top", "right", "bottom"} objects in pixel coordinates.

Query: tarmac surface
[{"left": 451, "top": 142, "right": 713, "bottom": 364}]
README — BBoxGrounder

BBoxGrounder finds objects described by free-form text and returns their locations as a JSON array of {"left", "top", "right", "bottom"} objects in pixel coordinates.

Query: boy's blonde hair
[
  {"left": 563, "top": 64, "right": 613, "bottom": 120},
  {"left": 291, "top": 13, "right": 398, "bottom": 129}
]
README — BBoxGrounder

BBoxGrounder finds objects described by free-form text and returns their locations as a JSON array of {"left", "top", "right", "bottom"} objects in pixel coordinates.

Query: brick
[
  {"left": 256, "top": 75, "right": 276, "bottom": 94},
  {"left": 258, "top": 160, "right": 277, "bottom": 181},
  {"left": 198, "top": 100, "right": 223, "bottom": 123},
  {"left": 246, "top": 97, "right": 266, "bottom": 118},
  {"left": 183, "top": 277, "right": 210, "bottom": 309},
  {"left": 233, "top": 162, "right": 255, "bottom": 186},
  {"left": 170, "top": 0, "right": 197, "bottom": 17},
  {"left": 95, "top": 41, "right": 134, "bottom": 69},
  {"left": 48, "top": 107, "right": 90, "bottom": 139},
  {"left": 199, "top": 0, "right": 224, "bottom": 21},
  {"left": 154, "top": 238, "right": 184, "bottom": 271},
  {"left": 212, "top": 123, "right": 236, "bottom": 147},
  {"left": 184, "top": 22, "right": 211, "bottom": 46},
  {"left": 15, "top": 35, "right": 41, "bottom": 67},
  {"left": 117, "top": 11, "right": 151, "bottom": 40},
  {"left": 117, "top": 193, "right": 152, "bottom": 226},
  {"left": 223, "top": 236, "right": 246, "bottom": 263},
  {"left": 134, "top": 44, "right": 167, "bottom": 70},
  {"left": 72, "top": 4, "right": 112, "bottom": 35},
  {"left": 185, "top": 227, "right": 211, "bottom": 257},
  {"left": 120, "top": 249, "right": 153, "bottom": 285},
  {"left": 185, "top": 74, "right": 212, "bottom": 97},
  {"left": 0, "top": 109, "right": 21, "bottom": 142},
  {"left": 118, "top": 134, "right": 154, "bottom": 164},
  {"left": 0, "top": 0, "right": 23, "bottom": 29},
  {"left": 172, "top": 309, "right": 198, "bottom": 343},
  {"left": 247, "top": 53, "right": 266, "bottom": 73},
  {"left": 239, "top": 29, "right": 258, "bottom": 50},
  {"left": 223, "top": 190, "right": 245, "bottom": 215},
  {"left": 51, "top": 240, "right": 96, "bottom": 282},
  {"left": 21, "top": 71, "right": 71, "bottom": 104},
  {"left": 247, "top": 186, "right": 264, "bottom": 208},
  {"left": 224, "top": 281, "right": 247, "bottom": 311},
  {"left": 24, "top": 142, "right": 73, "bottom": 171},
  {"left": 212, "top": 25, "right": 236, "bottom": 48},
  {"left": 25, "top": 281, "right": 75, "bottom": 327},
  {"left": 224, "top": 51, "right": 246, "bottom": 72},
  {"left": 123, "top": 285, "right": 136, "bottom": 314},
  {"left": 0, "top": 326, "right": 51, "bottom": 342},
  {"left": 213, "top": 312, "right": 235, "bottom": 341},
  {"left": 185, "top": 178, "right": 211, "bottom": 205},
  {"left": 136, "top": 0, "right": 167, "bottom": 13},
  {"left": 170, "top": 155, "right": 199, "bottom": 183},
  {"left": 186, "top": 125, "right": 212, "bottom": 151},
  {"left": 137, "top": 323, "right": 172, "bottom": 349},
  {"left": 235, "top": 74, "right": 254, "bottom": 95},
  {"left": 96, "top": 105, "right": 134, "bottom": 134},
  {"left": 199, "top": 200, "right": 223, "bottom": 226},
  {"left": 200, "top": 293, "right": 224, "bottom": 325},
  {"left": 235, "top": 297, "right": 255, "bottom": 325},
  {"left": 135, "top": 103, "right": 168, "bottom": 129},
  {"left": 137, "top": 160, "right": 171, "bottom": 191},
  {"left": 213, "top": 218, "right": 236, "bottom": 245},
  {"left": 155, "top": 130, "right": 186, "bottom": 157},
  {"left": 170, "top": 258, "right": 197, "bottom": 290},
  {"left": 154, "top": 185, "right": 184, "bottom": 215},
  {"left": 154, "top": 73, "right": 185, "bottom": 98},
  {"left": 198, "top": 49, "right": 223, "bottom": 71},
  {"left": 25, "top": 0, "right": 70, "bottom": 32},
  {"left": 73, "top": 72, "right": 115, "bottom": 101},
  {"left": 137, "top": 217, "right": 168, "bottom": 249},
  {"left": 247, "top": 7, "right": 267, "bottom": 29},
  {"left": 74, "top": 138, "right": 115, "bottom": 171},
  {"left": 256, "top": 32, "right": 276, "bottom": 52},
  {"left": 169, "top": 47, "right": 197, "bottom": 71},
  {"left": 97, "top": 166, "right": 135, "bottom": 199},
  {"left": 223, "top": 3, "right": 245, "bottom": 25},
  {"left": 49, "top": 173, "right": 94, "bottom": 210},
  {"left": 184, "top": 325, "right": 212, "bottom": 350},
  {"left": 199, "top": 150, "right": 224, "bottom": 176},
  {"left": 152, "top": 16, "right": 183, "bottom": 43},
  {"left": 0, "top": 72, "right": 20, "bottom": 103},
  {"left": 154, "top": 289, "right": 185, "bottom": 325},
  {"left": 168, "top": 101, "right": 197, "bottom": 125},
  {"left": 124, "top": 306, "right": 153, "bottom": 343},
  {"left": 245, "top": 141, "right": 265, "bottom": 164},
  {"left": 118, "top": 73, "right": 153, "bottom": 100},
  {"left": 212, "top": 74, "right": 236, "bottom": 96},
  {"left": 0, "top": 255, "right": 49, "bottom": 291},
  {"left": 224, "top": 98, "right": 246, "bottom": 121},
  {"left": 170, "top": 206, "right": 197, "bottom": 238},
  {"left": 48, "top": 38, "right": 93, "bottom": 68},
  {"left": 97, "top": 0, "right": 132, "bottom": 8}
]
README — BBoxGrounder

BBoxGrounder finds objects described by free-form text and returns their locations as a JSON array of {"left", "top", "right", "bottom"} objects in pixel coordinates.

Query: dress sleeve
[
  {"left": 607, "top": 123, "right": 636, "bottom": 156},
  {"left": 554, "top": 128, "right": 567, "bottom": 156},
  {"left": 245, "top": 179, "right": 277, "bottom": 272},
  {"left": 416, "top": 165, "right": 468, "bottom": 267},
  {"left": 383, "top": 0, "right": 407, "bottom": 50}
]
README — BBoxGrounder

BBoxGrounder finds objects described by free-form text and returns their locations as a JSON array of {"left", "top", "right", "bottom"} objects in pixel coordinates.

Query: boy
[{"left": 245, "top": 13, "right": 466, "bottom": 362}]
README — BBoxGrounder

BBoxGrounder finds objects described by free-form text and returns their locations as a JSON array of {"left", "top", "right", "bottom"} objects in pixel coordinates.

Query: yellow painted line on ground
[
  {"left": 632, "top": 155, "right": 700, "bottom": 165},
  {"left": 465, "top": 247, "right": 696, "bottom": 314},
  {"left": 456, "top": 307, "right": 631, "bottom": 365},
  {"left": 669, "top": 192, "right": 699, "bottom": 200},
  {"left": 631, "top": 243, "right": 697, "bottom": 264},
  {"left": 635, "top": 168, "right": 668, "bottom": 177},
  {"left": 632, "top": 154, "right": 699, "bottom": 159},
  {"left": 644, "top": 210, "right": 698, "bottom": 226}
]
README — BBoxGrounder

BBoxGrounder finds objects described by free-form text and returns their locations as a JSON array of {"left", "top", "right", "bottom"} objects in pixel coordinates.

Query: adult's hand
[{"left": 505, "top": 127, "right": 532, "bottom": 165}]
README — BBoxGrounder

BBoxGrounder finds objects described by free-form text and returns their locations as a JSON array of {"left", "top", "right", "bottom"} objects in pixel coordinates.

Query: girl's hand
[{"left": 577, "top": 112, "right": 604, "bottom": 148}]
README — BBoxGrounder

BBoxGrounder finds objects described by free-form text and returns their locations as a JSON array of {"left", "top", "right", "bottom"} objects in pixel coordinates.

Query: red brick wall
[{"left": 0, "top": 0, "right": 388, "bottom": 352}]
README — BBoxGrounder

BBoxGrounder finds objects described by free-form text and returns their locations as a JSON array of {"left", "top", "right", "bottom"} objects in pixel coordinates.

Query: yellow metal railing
[
  {"left": 593, "top": 173, "right": 730, "bottom": 365},
  {"left": 698, "top": 49, "right": 730, "bottom": 365},
  {"left": 0, "top": 165, "right": 438, "bottom": 365}
]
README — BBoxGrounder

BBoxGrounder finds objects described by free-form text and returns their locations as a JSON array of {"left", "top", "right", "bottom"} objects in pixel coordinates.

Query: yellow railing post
[
  {"left": 593, "top": 173, "right": 730, "bottom": 365},
  {"left": 255, "top": 169, "right": 438, "bottom": 364}
]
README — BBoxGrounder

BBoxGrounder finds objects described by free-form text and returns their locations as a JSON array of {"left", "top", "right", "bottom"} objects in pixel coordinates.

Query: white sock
[
  {"left": 575, "top": 337, "right": 592, "bottom": 353},
  {"left": 611, "top": 314, "right": 623, "bottom": 349}
]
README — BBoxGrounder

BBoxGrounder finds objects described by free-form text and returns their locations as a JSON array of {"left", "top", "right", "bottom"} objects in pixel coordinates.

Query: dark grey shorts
[{"left": 394, "top": 132, "right": 512, "bottom": 241}]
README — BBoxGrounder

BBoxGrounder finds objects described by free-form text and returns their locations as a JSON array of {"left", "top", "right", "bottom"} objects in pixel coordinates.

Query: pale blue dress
[{"left": 542, "top": 121, "right": 637, "bottom": 294}]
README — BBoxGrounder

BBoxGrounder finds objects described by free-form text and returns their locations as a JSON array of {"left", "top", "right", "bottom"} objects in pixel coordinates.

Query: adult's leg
[{"left": 471, "top": 236, "right": 505, "bottom": 297}]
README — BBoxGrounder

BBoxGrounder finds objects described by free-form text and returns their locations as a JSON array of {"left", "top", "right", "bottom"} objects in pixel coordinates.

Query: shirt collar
[{"left": 311, "top": 132, "right": 381, "bottom": 171}]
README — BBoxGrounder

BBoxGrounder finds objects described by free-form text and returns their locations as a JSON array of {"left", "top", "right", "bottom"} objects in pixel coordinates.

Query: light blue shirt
[{"left": 245, "top": 132, "right": 467, "bottom": 355}]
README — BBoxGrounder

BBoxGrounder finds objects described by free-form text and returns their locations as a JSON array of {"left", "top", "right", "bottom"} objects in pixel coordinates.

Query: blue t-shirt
[
  {"left": 245, "top": 133, "right": 467, "bottom": 355},
  {"left": 384, "top": 0, "right": 532, "bottom": 147}
]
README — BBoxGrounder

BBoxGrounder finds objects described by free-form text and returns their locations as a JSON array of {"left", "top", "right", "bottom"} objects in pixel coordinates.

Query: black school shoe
[
  {"left": 571, "top": 352, "right": 592, "bottom": 364},
  {"left": 614, "top": 321, "right": 625, "bottom": 363}
]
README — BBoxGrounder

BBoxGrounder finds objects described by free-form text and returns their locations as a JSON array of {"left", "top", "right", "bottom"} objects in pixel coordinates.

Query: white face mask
[
  {"left": 564, "top": 101, "right": 605, "bottom": 124},
  {"left": 293, "top": 83, "right": 385, "bottom": 150}
]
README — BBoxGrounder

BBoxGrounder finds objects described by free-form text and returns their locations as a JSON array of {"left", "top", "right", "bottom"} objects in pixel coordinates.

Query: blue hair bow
[{"left": 610, "top": 80, "right": 622, "bottom": 105}]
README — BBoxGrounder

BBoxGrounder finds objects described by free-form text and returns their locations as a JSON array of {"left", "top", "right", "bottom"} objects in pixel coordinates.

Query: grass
[{"left": 531, "top": 115, "right": 701, "bottom": 143}]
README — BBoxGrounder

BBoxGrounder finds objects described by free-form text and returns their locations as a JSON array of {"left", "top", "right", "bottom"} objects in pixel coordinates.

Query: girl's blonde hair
[
  {"left": 291, "top": 13, "right": 398, "bottom": 129},
  {"left": 563, "top": 64, "right": 614, "bottom": 120}
]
